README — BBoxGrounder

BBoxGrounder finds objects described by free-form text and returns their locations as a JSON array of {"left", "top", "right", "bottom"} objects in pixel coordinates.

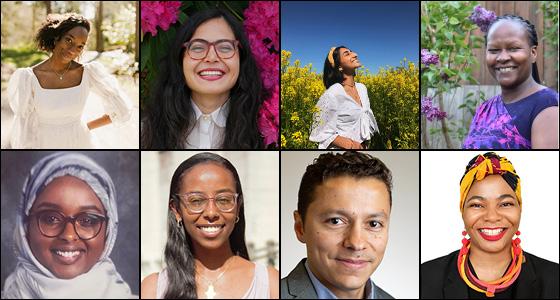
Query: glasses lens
[
  {"left": 215, "top": 193, "right": 236, "bottom": 211},
  {"left": 187, "top": 40, "right": 237, "bottom": 59},
  {"left": 38, "top": 211, "right": 65, "bottom": 237},
  {"left": 188, "top": 40, "right": 209, "bottom": 59},
  {"left": 214, "top": 41, "right": 236, "bottom": 58},
  {"left": 184, "top": 193, "right": 236, "bottom": 212},
  {"left": 75, "top": 213, "right": 104, "bottom": 239},
  {"left": 186, "top": 194, "right": 208, "bottom": 212}
]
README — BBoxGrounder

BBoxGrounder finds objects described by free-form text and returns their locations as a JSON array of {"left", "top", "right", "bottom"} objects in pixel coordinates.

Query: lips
[
  {"left": 335, "top": 258, "right": 370, "bottom": 270},
  {"left": 51, "top": 247, "right": 85, "bottom": 265},
  {"left": 197, "top": 68, "right": 225, "bottom": 81},
  {"left": 478, "top": 227, "right": 507, "bottom": 241},
  {"left": 494, "top": 66, "right": 518, "bottom": 73},
  {"left": 196, "top": 224, "right": 225, "bottom": 238}
]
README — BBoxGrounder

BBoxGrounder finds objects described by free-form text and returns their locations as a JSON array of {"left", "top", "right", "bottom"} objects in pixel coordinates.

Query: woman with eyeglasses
[
  {"left": 6, "top": 13, "right": 133, "bottom": 149},
  {"left": 141, "top": 152, "right": 279, "bottom": 299},
  {"left": 141, "top": 9, "right": 265, "bottom": 149},
  {"left": 1, "top": 153, "right": 134, "bottom": 298}
]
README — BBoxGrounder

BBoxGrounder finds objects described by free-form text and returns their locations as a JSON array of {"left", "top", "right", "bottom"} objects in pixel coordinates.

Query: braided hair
[{"left": 485, "top": 14, "right": 541, "bottom": 84}]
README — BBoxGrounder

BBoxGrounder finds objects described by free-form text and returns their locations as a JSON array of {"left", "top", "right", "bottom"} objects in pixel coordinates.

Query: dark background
[{"left": 1, "top": 151, "right": 139, "bottom": 295}]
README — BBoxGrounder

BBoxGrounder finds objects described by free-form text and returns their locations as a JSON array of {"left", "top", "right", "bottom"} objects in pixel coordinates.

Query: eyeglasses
[
  {"left": 174, "top": 192, "right": 239, "bottom": 213},
  {"left": 182, "top": 39, "right": 240, "bottom": 60},
  {"left": 28, "top": 210, "right": 107, "bottom": 240}
]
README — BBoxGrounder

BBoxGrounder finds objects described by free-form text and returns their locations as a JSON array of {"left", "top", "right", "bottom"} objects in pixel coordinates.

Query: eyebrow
[
  {"left": 466, "top": 194, "right": 516, "bottom": 203},
  {"left": 319, "top": 209, "right": 387, "bottom": 219},
  {"left": 185, "top": 188, "right": 236, "bottom": 194},
  {"left": 33, "top": 202, "right": 105, "bottom": 214}
]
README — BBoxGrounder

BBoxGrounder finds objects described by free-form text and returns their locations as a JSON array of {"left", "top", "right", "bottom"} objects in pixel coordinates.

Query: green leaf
[{"left": 449, "top": 17, "right": 459, "bottom": 25}]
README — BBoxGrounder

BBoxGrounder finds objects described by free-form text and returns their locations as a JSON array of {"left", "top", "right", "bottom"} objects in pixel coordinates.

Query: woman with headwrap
[
  {"left": 421, "top": 152, "right": 559, "bottom": 298},
  {"left": 1, "top": 152, "right": 135, "bottom": 298}
]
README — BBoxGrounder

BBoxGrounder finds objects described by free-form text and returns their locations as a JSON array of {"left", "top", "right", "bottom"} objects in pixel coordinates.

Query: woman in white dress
[
  {"left": 7, "top": 13, "right": 132, "bottom": 149},
  {"left": 309, "top": 46, "right": 379, "bottom": 149}
]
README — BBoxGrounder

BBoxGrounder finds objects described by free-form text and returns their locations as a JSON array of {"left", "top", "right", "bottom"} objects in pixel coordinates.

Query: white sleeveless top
[{"left": 156, "top": 262, "right": 270, "bottom": 299}]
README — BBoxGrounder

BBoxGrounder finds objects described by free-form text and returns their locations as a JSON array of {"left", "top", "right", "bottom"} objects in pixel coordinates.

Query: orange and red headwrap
[{"left": 459, "top": 153, "right": 521, "bottom": 213}]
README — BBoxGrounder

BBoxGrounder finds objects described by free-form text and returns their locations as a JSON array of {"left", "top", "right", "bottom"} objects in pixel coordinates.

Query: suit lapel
[{"left": 286, "top": 258, "right": 318, "bottom": 299}]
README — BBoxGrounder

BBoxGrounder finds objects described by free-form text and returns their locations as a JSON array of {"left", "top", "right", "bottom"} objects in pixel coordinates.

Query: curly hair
[
  {"left": 297, "top": 151, "right": 393, "bottom": 225},
  {"left": 35, "top": 13, "right": 90, "bottom": 52}
]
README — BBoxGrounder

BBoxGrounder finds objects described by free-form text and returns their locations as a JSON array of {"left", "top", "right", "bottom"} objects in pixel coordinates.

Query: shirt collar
[
  {"left": 304, "top": 259, "right": 375, "bottom": 299},
  {"left": 190, "top": 98, "right": 230, "bottom": 128}
]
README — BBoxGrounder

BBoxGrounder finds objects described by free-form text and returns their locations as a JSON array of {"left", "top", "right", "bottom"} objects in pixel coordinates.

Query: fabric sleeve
[
  {"left": 8, "top": 68, "right": 38, "bottom": 148},
  {"left": 309, "top": 92, "right": 338, "bottom": 149},
  {"left": 85, "top": 61, "right": 132, "bottom": 125}
]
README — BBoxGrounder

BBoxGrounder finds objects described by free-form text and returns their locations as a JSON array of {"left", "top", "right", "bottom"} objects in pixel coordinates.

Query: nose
[
  {"left": 496, "top": 49, "right": 511, "bottom": 63},
  {"left": 202, "top": 199, "right": 220, "bottom": 221},
  {"left": 342, "top": 223, "right": 367, "bottom": 251},
  {"left": 204, "top": 44, "right": 220, "bottom": 62},
  {"left": 483, "top": 206, "right": 502, "bottom": 222},
  {"left": 60, "top": 221, "right": 79, "bottom": 241}
]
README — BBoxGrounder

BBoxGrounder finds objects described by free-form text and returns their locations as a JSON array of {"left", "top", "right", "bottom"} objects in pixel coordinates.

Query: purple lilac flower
[
  {"left": 421, "top": 96, "right": 447, "bottom": 121},
  {"left": 421, "top": 49, "right": 439, "bottom": 66},
  {"left": 469, "top": 5, "right": 497, "bottom": 33}
]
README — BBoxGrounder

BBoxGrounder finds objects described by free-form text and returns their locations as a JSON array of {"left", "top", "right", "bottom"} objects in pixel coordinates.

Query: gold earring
[{"left": 339, "top": 67, "right": 343, "bottom": 72}]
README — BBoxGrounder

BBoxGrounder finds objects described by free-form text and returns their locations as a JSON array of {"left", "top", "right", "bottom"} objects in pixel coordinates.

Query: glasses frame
[
  {"left": 174, "top": 192, "right": 240, "bottom": 213},
  {"left": 28, "top": 210, "right": 108, "bottom": 240},
  {"left": 182, "top": 39, "right": 241, "bottom": 60}
]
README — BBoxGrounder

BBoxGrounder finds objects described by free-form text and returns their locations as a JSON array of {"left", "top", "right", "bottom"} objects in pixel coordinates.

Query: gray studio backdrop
[
  {"left": 281, "top": 151, "right": 419, "bottom": 299},
  {"left": 1, "top": 151, "right": 139, "bottom": 295}
]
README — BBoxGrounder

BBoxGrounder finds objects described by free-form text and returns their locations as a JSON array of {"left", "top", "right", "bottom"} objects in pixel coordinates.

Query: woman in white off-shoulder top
[
  {"left": 7, "top": 13, "right": 132, "bottom": 149},
  {"left": 309, "top": 46, "right": 379, "bottom": 149}
]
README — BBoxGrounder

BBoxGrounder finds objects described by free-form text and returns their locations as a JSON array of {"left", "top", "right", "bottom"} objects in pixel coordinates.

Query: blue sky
[{"left": 281, "top": 1, "right": 419, "bottom": 74}]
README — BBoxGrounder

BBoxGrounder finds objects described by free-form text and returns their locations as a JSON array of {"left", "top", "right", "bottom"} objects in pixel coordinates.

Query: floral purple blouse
[{"left": 463, "top": 88, "right": 559, "bottom": 149}]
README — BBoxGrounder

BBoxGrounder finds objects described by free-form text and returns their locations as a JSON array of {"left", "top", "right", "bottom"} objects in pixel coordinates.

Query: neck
[
  {"left": 191, "top": 92, "right": 229, "bottom": 114},
  {"left": 501, "top": 75, "right": 540, "bottom": 103},
  {"left": 469, "top": 244, "right": 512, "bottom": 281},
  {"left": 342, "top": 74, "right": 356, "bottom": 87},
  {"left": 49, "top": 56, "right": 71, "bottom": 72},
  {"left": 193, "top": 241, "right": 235, "bottom": 271}
]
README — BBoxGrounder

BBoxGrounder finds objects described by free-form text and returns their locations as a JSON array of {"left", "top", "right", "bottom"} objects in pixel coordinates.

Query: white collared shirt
[
  {"left": 309, "top": 83, "right": 379, "bottom": 149},
  {"left": 185, "top": 99, "right": 229, "bottom": 149}
]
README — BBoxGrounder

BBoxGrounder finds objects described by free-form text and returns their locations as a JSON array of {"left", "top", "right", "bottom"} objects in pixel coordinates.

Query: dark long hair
[
  {"left": 164, "top": 152, "right": 249, "bottom": 299},
  {"left": 141, "top": 9, "right": 264, "bottom": 149},
  {"left": 322, "top": 45, "right": 348, "bottom": 89},
  {"left": 485, "top": 14, "right": 541, "bottom": 84}
]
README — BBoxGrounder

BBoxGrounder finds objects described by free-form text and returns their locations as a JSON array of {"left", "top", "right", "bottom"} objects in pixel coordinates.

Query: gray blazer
[{"left": 281, "top": 258, "right": 394, "bottom": 299}]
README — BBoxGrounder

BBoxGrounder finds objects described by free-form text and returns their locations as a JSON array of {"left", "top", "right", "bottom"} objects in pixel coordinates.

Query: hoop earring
[
  {"left": 177, "top": 219, "right": 183, "bottom": 228},
  {"left": 235, "top": 216, "right": 240, "bottom": 223}
]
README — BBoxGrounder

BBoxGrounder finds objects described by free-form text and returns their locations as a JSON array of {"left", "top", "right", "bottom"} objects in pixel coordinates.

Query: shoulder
[
  {"left": 373, "top": 283, "right": 394, "bottom": 299},
  {"left": 356, "top": 82, "right": 367, "bottom": 91},
  {"left": 140, "top": 272, "right": 159, "bottom": 299},
  {"left": 421, "top": 250, "right": 459, "bottom": 281},
  {"left": 323, "top": 83, "right": 343, "bottom": 97},
  {"left": 524, "top": 251, "right": 559, "bottom": 275},
  {"left": 267, "top": 266, "right": 279, "bottom": 298}
]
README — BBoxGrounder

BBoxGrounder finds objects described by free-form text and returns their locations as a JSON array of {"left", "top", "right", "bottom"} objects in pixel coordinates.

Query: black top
[{"left": 421, "top": 250, "right": 559, "bottom": 299}]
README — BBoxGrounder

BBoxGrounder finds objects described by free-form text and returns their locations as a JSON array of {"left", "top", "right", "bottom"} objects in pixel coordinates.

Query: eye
[
  {"left": 470, "top": 203, "right": 483, "bottom": 208},
  {"left": 77, "top": 214, "right": 102, "bottom": 227},
  {"left": 328, "top": 217, "right": 344, "bottom": 225},
  {"left": 368, "top": 220, "right": 382, "bottom": 228},
  {"left": 501, "top": 202, "right": 514, "bottom": 207},
  {"left": 488, "top": 49, "right": 499, "bottom": 54}
]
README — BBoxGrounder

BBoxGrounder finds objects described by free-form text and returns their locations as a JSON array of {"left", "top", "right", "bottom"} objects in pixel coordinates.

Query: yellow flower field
[{"left": 281, "top": 50, "right": 419, "bottom": 149}]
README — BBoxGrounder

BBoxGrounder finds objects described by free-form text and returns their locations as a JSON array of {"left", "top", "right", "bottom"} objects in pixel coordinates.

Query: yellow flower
[
  {"left": 290, "top": 112, "right": 300, "bottom": 123},
  {"left": 281, "top": 134, "right": 287, "bottom": 148}
]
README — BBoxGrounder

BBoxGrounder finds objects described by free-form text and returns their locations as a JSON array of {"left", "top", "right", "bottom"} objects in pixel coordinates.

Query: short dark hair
[
  {"left": 35, "top": 13, "right": 90, "bottom": 52},
  {"left": 297, "top": 151, "right": 393, "bottom": 225}
]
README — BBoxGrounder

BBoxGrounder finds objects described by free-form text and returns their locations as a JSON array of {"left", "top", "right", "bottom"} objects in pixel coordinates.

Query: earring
[
  {"left": 235, "top": 216, "right": 240, "bottom": 223},
  {"left": 177, "top": 219, "right": 183, "bottom": 228},
  {"left": 338, "top": 67, "right": 343, "bottom": 72},
  {"left": 460, "top": 230, "right": 470, "bottom": 255},
  {"left": 513, "top": 230, "right": 522, "bottom": 255}
]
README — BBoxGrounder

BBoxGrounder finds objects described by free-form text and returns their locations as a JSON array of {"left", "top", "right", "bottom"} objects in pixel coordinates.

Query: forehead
[
  {"left": 32, "top": 176, "right": 104, "bottom": 212},
  {"left": 487, "top": 20, "right": 529, "bottom": 44},
  {"left": 191, "top": 17, "right": 235, "bottom": 41},
  {"left": 62, "top": 26, "right": 89, "bottom": 41},
  {"left": 180, "top": 163, "right": 236, "bottom": 190}
]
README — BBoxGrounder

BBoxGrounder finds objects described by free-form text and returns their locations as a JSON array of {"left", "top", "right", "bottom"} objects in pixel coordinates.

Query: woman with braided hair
[
  {"left": 463, "top": 15, "right": 559, "bottom": 149},
  {"left": 421, "top": 152, "right": 559, "bottom": 298}
]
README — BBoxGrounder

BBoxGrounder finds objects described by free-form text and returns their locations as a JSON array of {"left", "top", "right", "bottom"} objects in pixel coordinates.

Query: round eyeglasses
[
  {"left": 183, "top": 39, "right": 240, "bottom": 60},
  {"left": 174, "top": 192, "right": 239, "bottom": 213},
  {"left": 29, "top": 210, "right": 107, "bottom": 240}
]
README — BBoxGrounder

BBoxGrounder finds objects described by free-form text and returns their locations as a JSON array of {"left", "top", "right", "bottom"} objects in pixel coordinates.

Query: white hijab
[{"left": 2, "top": 153, "right": 135, "bottom": 299}]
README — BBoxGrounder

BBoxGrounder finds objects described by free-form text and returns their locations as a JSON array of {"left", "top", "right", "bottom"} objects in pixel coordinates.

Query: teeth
[
  {"left": 55, "top": 250, "right": 80, "bottom": 258},
  {"left": 199, "top": 71, "right": 223, "bottom": 76},
  {"left": 480, "top": 228, "right": 504, "bottom": 236},
  {"left": 200, "top": 226, "right": 222, "bottom": 233},
  {"left": 497, "top": 67, "right": 515, "bottom": 72}
]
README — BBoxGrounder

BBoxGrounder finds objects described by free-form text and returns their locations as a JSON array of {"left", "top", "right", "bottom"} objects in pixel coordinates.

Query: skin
[
  {"left": 331, "top": 47, "right": 365, "bottom": 149},
  {"left": 140, "top": 163, "right": 279, "bottom": 299},
  {"left": 294, "top": 176, "right": 391, "bottom": 299},
  {"left": 27, "top": 176, "right": 107, "bottom": 279},
  {"left": 32, "top": 26, "right": 112, "bottom": 130},
  {"left": 183, "top": 17, "right": 240, "bottom": 115},
  {"left": 486, "top": 20, "right": 558, "bottom": 148},
  {"left": 462, "top": 175, "right": 521, "bottom": 282}
]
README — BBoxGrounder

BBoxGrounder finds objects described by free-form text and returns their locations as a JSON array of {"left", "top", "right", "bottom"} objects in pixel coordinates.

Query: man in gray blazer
[{"left": 281, "top": 152, "right": 394, "bottom": 299}]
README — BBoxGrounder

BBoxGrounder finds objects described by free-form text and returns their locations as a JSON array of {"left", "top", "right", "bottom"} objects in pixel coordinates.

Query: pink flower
[
  {"left": 141, "top": 1, "right": 181, "bottom": 36},
  {"left": 257, "top": 85, "right": 279, "bottom": 147}
]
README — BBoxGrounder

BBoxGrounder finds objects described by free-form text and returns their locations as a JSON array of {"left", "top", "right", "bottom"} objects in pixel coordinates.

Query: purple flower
[
  {"left": 421, "top": 49, "right": 439, "bottom": 66},
  {"left": 421, "top": 96, "right": 447, "bottom": 121},
  {"left": 469, "top": 5, "right": 496, "bottom": 33}
]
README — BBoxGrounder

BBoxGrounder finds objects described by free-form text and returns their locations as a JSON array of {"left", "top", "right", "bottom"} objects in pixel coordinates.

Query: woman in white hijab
[{"left": 2, "top": 152, "right": 135, "bottom": 298}]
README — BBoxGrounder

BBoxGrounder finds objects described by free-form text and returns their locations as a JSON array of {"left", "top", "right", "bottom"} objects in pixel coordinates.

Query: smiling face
[
  {"left": 183, "top": 17, "right": 240, "bottom": 102},
  {"left": 294, "top": 176, "right": 390, "bottom": 298},
  {"left": 52, "top": 26, "right": 89, "bottom": 63},
  {"left": 27, "top": 176, "right": 106, "bottom": 279},
  {"left": 462, "top": 175, "right": 521, "bottom": 254},
  {"left": 338, "top": 47, "right": 361, "bottom": 71},
  {"left": 171, "top": 163, "right": 239, "bottom": 254},
  {"left": 486, "top": 20, "right": 536, "bottom": 89}
]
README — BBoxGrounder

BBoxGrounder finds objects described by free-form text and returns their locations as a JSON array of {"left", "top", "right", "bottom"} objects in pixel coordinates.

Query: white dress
[
  {"left": 7, "top": 61, "right": 132, "bottom": 149},
  {"left": 309, "top": 82, "right": 379, "bottom": 149}
]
